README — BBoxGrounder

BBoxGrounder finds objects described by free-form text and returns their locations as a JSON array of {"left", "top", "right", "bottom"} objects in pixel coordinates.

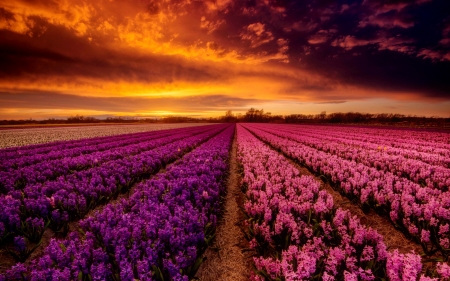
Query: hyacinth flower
[
  {"left": 18, "top": 217, "right": 49, "bottom": 243},
  {"left": 236, "top": 125, "right": 448, "bottom": 280},
  {"left": 250, "top": 123, "right": 449, "bottom": 171},
  {"left": 2, "top": 232, "right": 112, "bottom": 281},
  {"left": 0, "top": 124, "right": 217, "bottom": 196},
  {"left": 246, "top": 124, "right": 450, "bottom": 191},
  {"left": 243, "top": 124, "right": 450, "bottom": 259},
  {"left": 0, "top": 123, "right": 211, "bottom": 150},
  {"left": 0, "top": 194, "right": 21, "bottom": 242},
  {"left": 0, "top": 125, "right": 198, "bottom": 172},
  {"left": 250, "top": 123, "right": 450, "bottom": 165},
  {"left": 0, "top": 125, "right": 228, "bottom": 249},
  {"left": 0, "top": 125, "right": 215, "bottom": 194},
  {"left": 49, "top": 209, "right": 70, "bottom": 237},
  {"left": 1, "top": 125, "right": 234, "bottom": 281},
  {"left": 6, "top": 236, "right": 41, "bottom": 263}
]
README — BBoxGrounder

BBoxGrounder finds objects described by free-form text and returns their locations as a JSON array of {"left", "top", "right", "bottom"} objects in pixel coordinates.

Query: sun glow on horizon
[{"left": 0, "top": 0, "right": 448, "bottom": 119}]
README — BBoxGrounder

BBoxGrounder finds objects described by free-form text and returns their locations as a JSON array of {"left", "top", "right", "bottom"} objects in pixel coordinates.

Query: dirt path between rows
[{"left": 195, "top": 130, "right": 253, "bottom": 281}]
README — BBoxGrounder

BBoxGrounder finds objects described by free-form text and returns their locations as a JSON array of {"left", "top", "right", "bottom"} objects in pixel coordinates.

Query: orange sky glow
[{"left": 0, "top": 0, "right": 449, "bottom": 119}]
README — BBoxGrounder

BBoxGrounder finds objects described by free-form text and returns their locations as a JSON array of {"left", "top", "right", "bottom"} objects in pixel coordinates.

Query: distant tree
[
  {"left": 67, "top": 114, "right": 99, "bottom": 123},
  {"left": 320, "top": 111, "right": 326, "bottom": 119},
  {"left": 222, "top": 110, "right": 236, "bottom": 122}
]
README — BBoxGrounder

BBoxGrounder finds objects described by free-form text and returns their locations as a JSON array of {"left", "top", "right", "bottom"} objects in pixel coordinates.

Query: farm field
[
  {"left": 1, "top": 123, "right": 450, "bottom": 280},
  {"left": 0, "top": 123, "right": 211, "bottom": 149}
]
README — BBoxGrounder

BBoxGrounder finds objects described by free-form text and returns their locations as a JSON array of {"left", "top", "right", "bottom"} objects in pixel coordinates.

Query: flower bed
[
  {"left": 1, "top": 124, "right": 234, "bottom": 280},
  {"left": 243, "top": 124, "right": 450, "bottom": 259},
  {"left": 0, "top": 123, "right": 210, "bottom": 149},
  {"left": 237, "top": 125, "right": 446, "bottom": 280},
  {"left": 0, "top": 124, "right": 228, "bottom": 258},
  {"left": 245, "top": 124, "right": 450, "bottom": 189},
  {"left": 0, "top": 126, "right": 218, "bottom": 194}
]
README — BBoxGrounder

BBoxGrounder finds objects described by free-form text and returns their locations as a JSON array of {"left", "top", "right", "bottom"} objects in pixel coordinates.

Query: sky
[{"left": 0, "top": 0, "right": 449, "bottom": 119}]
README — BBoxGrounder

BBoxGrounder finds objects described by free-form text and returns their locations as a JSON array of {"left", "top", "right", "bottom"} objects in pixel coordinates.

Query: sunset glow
[{"left": 0, "top": 0, "right": 449, "bottom": 119}]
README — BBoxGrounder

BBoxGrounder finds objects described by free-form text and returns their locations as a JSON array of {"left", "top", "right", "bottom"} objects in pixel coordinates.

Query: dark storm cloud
[
  {"left": 193, "top": 0, "right": 449, "bottom": 99},
  {"left": 0, "top": 90, "right": 261, "bottom": 112},
  {"left": 246, "top": 0, "right": 450, "bottom": 98},
  {"left": 0, "top": 0, "right": 449, "bottom": 119},
  {"left": 315, "top": 101, "right": 347, "bottom": 104},
  {"left": 0, "top": 27, "right": 225, "bottom": 84}
]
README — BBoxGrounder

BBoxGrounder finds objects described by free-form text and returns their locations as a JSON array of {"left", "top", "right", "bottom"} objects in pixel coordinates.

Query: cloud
[
  {"left": 356, "top": 0, "right": 434, "bottom": 31},
  {"left": 0, "top": 0, "right": 449, "bottom": 120},
  {"left": 204, "top": 0, "right": 233, "bottom": 13},
  {"left": 331, "top": 35, "right": 377, "bottom": 50},
  {"left": 358, "top": 14, "right": 415, "bottom": 29},
  {"left": 439, "top": 23, "right": 450, "bottom": 46},
  {"left": 332, "top": 33, "right": 415, "bottom": 55},
  {"left": 377, "top": 36, "right": 415, "bottom": 53},
  {"left": 308, "top": 29, "right": 336, "bottom": 45},
  {"left": 240, "top": 22, "right": 274, "bottom": 48},
  {"left": 417, "top": 49, "right": 450, "bottom": 62},
  {"left": 285, "top": 20, "right": 318, "bottom": 33},
  {"left": 0, "top": 90, "right": 261, "bottom": 112},
  {"left": 315, "top": 101, "right": 347, "bottom": 104},
  {"left": 0, "top": 28, "right": 227, "bottom": 85},
  {"left": 200, "top": 16, "right": 225, "bottom": 34}
]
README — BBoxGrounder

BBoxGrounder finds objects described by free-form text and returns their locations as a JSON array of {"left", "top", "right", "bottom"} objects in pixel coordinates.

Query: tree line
[
  {"left": 218, "top": 109, "right": 450, "bottom": 127},
  {"left": 1, "top": 110, "right": 449, "bottom": 127}
]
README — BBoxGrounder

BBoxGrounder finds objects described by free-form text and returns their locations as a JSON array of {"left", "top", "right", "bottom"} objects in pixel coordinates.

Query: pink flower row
[
  {"left": 243, "top": 124, "right": 450, "bottom": 258},
  {"left": 236, "top": 125, "right": 449, "bottom": 280},
  {"left": 280, "top": 124, "right": 450, "bottom": 153},
  {"left": 257, "top": 124, "right": 450, "bottom": 166},
  {"left": 247, "top": 124, "right": 450, "bottom": 190}
]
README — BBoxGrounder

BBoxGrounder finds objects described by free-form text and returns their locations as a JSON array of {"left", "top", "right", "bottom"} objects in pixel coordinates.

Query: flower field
[
  {"left": 1, "top": 123, "right": 449, "bottom": 280},
  {"left": 0, "top": 123, "right": 210, "bottom": 149}
]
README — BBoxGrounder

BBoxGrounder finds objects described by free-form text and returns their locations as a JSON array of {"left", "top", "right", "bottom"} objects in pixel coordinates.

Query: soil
[{"left": 195, "top": 129, "right": 254, "bottom": 281}]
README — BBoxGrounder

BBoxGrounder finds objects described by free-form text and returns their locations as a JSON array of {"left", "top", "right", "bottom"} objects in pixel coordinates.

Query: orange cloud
[{"left": 0, "top": 0, "right": 449, "bottom": 119}]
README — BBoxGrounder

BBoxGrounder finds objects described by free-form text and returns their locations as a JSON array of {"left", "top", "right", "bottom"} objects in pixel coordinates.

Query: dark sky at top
[{"left": 0, "top": 0, "right": 449, "bottom": 118}]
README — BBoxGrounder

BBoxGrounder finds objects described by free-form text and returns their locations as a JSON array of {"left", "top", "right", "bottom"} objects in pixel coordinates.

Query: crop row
[
  {"left": 0, "top": 123, "right": 209, "bottom": 149},
  {"left": 0, "top": 124, "right": 228, "bottom": 253},
  {"left": 263, "top": 124, "right": 450, "bottom": 167},
  {"left": 242, "top": 124, "right": 450, "bottom": 259},
  {"left": 285, "top": 125, "right": 450, "bottom": 152},
  {"left": 0, "top": 125, "right": 215, "bottom": 194},
  {"left": 279, "top": 124, "right": 450, "bottom": 161},
  {"left": 1, "top": 124, "right": 234, "bottom": 281},
  {"left": 0, "top": 125, "right": 209, "bottom": 172},
  {"left": 236, "top": 125, "right": 449, "bottom": 280},
  {"left": 248, "top": 124, "right": 450, "bottom": 190}
]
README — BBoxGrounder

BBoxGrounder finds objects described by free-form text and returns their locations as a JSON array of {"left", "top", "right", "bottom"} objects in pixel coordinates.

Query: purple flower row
[
  {"left": 242, "top": 124, "right": 450, "bottom": 258},
  {"left": 236, "top": 125, "right": 448, "bottom": 280},
  {"left": 248, "top": 124, "right": 450, "bottom": 190},
  {"left": 0, "top": 125, "right": 206, "bottom": 172},
  {"left": 1, "top": 124, "right": 234, "bottom": 281},
  {"left": 0, "top": 124, "right": 228, "bottom": 247},
  {"left": 0, "top": 125, "right": 215, "bottom": 194},
  {"left": 0, "top": 126, "right": 163, "bottom": 159}
]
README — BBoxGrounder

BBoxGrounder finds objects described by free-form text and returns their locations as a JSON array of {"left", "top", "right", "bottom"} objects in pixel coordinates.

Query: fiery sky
[{"left": 0, "top": 0, "right": 449, "bottom": 119}]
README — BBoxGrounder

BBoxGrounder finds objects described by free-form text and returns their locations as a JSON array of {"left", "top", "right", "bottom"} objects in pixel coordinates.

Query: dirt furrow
[{"left": 195, "top": 129, "right": 253, "bottom": 281}]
